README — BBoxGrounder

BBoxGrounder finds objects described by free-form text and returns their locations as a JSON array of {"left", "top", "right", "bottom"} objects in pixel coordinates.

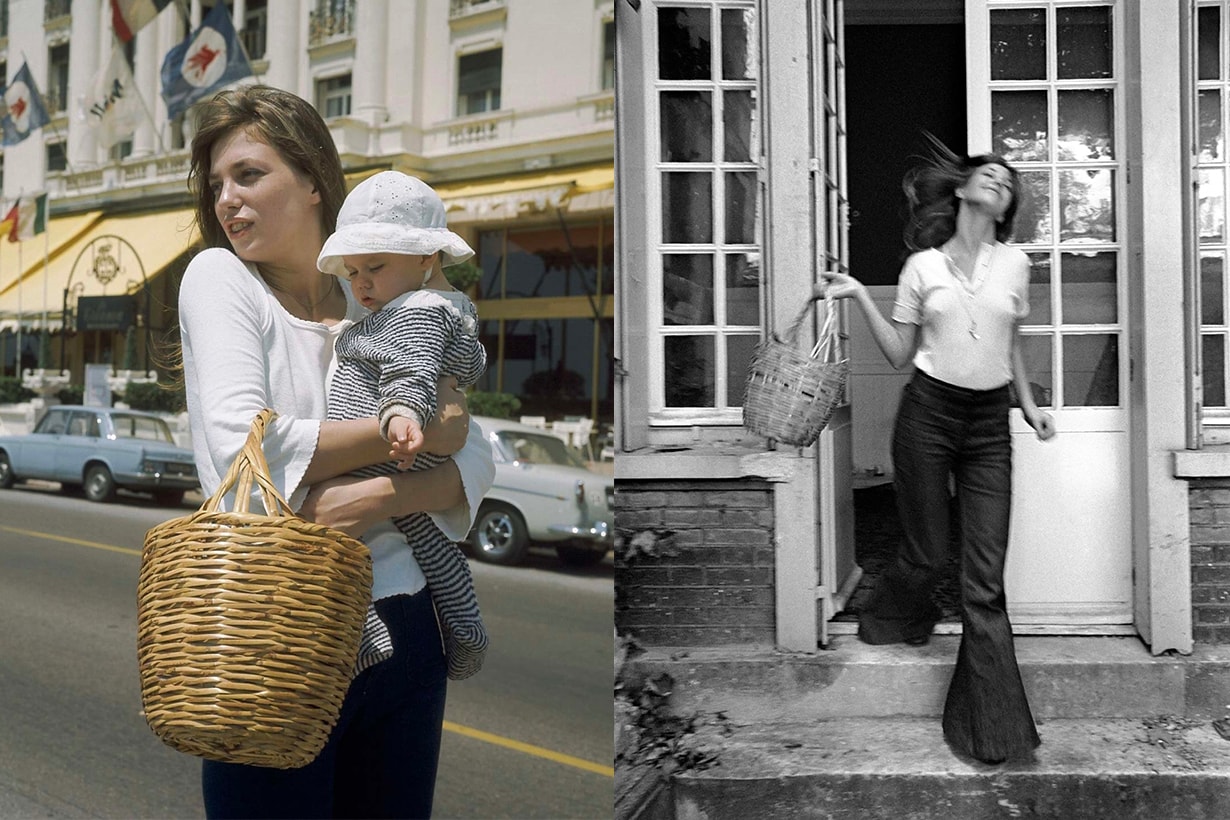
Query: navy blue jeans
[
  {"left": 859, "top": 370, "right": 1039, "bottom": 762},
  {"left": 202, "top": 589, "right": 448, "bottom": 818}
]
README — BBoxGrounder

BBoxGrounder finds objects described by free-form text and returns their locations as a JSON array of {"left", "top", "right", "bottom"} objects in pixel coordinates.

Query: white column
[
  {"left": 67, "top": 0, "right": 102, "bottom": 169},
  {"left": 262, "top": 0, "right": 303, "bottom": 93},
  {"left": 762, "top": 0, "right": 821, "bottom": 652},
  {"left": 352, "top": 0, "right": 389, "bottom": 126},
  {"left": 131, "top": 25, "right": 159, "bottom": 157},
  {"left": 1132, "top": 1, "right": 1193, "bottom": 654}
]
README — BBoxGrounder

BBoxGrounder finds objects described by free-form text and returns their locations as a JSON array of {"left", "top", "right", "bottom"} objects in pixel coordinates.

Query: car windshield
[
  {"left": 494, "top": 431, "right": 586, "bottom": 468},
  {"left": 111, "top": 414, "right": 176, "bottom": 444}
]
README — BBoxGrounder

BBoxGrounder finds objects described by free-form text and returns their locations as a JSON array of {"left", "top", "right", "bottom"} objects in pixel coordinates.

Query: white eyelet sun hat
[{"left": 317, "top": 171, "right": 475, "bottom": 276}]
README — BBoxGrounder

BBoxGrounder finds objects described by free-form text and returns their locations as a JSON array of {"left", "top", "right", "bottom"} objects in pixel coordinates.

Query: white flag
[{"left": 79, "top": 46, "right": 144, "bottom": 149}]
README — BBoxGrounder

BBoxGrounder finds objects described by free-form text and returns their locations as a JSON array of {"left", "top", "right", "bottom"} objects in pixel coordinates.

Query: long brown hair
[
  {"left": 188, "top": 85, "right": 348, "bottom": 249},
  {"left": 158, "top": 86, "right": 348, "bottom": 386},
  {"left": 902, "top": 134, "right": 1021, "bottom": 252}
]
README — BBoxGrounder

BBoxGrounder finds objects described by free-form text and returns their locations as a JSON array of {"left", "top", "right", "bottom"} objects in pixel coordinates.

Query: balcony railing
[
  {"left": 308, "top": 0, "right": 355, "bottom": 47},
  {"left": 44, "top": 86, "right": 68, "bottom": 116},
  {"left": 45, "top": 151, "right": 191, "bottom": 201},
  {"left": 448, "top": 112, "right": 506, "bottom": 147},
  {"left": 449, "top": 0, "right": 506, "bottom": 21}
]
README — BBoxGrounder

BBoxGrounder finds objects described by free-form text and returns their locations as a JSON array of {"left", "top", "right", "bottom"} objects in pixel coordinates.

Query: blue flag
[
  {"left": 2, "top": 62, "right": 52, "bottom": 146},
  {"left": 160, "top": 2, "right": 253, "bottom": 120}
]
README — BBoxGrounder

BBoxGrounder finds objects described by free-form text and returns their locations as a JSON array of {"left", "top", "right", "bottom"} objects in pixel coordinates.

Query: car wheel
[
  {"left": 555, "top": 544, "right": 608, "bottom": 567},
  {"left": 83, "top": 464, "right": 117, "bottom": 503},
  {"left": 0, "top": 452, "right": 13, "bottom": 489},
  {"left": 471, "top": 502, "right": 530, "bottom": 566},
  {"left": 154, "top": 489, "right": 185, "bottom": 507}
]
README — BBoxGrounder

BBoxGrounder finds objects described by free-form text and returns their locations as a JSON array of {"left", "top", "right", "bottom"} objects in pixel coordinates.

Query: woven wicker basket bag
[
  {"left": 137, "top": 409, "right": 372, "bottom": 769},
  {"left": 743, "top": 295, "right": 850, "bottom": 447}
]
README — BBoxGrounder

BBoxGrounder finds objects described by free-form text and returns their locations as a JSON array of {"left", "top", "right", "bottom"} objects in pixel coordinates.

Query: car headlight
[{"left": 141, "top": 459, "right": 157, "bottom": 473}]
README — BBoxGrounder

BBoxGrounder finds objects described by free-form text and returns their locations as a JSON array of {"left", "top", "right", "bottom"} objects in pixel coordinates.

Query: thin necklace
[
  {"left": 943, "top": 243, "right": 990, "bottom": 340},
  {"left": 267, "top": 276, "right": 337, "bottom": 316}
]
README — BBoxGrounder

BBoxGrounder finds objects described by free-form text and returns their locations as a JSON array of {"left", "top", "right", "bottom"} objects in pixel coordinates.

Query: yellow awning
[
  {"left": 340, "top": 164, "right": 615, "bottom": 223},
  {"left": 433, "top": 163, "right": 614, "bottom": 223},
  {"left": 0, "top": 208, "right": 200, "bottom": 323},
  {"left": 0, "top": 210, "right": 105, "bottom": 303}
]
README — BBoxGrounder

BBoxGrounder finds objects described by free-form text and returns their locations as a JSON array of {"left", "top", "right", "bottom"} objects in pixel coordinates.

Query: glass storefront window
[{"left": 475, "top": 220, "right": 613, "bottom": 422}]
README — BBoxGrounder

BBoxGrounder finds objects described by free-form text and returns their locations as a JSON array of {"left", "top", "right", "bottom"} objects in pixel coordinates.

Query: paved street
[{"left": 0, "top": 485, "right": 613, "bottom": 819}]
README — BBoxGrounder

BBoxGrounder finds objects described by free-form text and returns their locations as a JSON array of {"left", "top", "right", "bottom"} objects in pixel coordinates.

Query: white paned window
[
  {"left": 989, "top": 2, "right": 1124, "bottom": 410},
  {"left": 603, "top": 19, "right": 616, "bottom": 90},
  {"left": 458, "top": 48, "right": 503, "bottom": 116},
  {"left": 650, "top": 2, "right": 762, "bottom": 423},
  {"left": 316, "top": 74, "right": 352, "bottom": 119},
  {"left": 1197, "top": 2, "right": 1230, "bottom": 427},
  {"left": 48, "top": 43, "right": 69, "bottom": 115}
]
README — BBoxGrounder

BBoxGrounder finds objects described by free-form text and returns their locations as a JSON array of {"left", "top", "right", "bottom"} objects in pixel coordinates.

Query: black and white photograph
[{"left": 614, "top": 2, "right": 1230, "bottom": 818}]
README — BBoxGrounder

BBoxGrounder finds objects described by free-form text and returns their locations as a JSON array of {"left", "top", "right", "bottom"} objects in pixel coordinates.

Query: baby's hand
[{"left": 387, "top": 416, "right": 425, "bottom": 470}]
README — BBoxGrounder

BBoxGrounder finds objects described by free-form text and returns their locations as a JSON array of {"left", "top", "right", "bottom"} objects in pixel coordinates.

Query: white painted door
[
  {"left": 811, "top": 0, "right": 858, "bottom": 642},
  {"left": 966, "top": 0, "right": 1132, "bottom": 626}
]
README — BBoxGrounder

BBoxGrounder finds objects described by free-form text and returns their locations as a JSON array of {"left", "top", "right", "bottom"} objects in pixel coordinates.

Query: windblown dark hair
[{"left": 902, "top": 133, "right": 1020, "bottom": 251}]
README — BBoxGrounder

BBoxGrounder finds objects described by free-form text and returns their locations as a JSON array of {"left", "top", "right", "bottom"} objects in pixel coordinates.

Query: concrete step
[
  {"left": 663, "top": 716, "right": 1230, "bottom": 820},
  {"left": 623, "top": 636, "right": 1230, "bottom": 721}
]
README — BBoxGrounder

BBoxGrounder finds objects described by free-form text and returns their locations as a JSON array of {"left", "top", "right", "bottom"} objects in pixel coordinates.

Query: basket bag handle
[
  {"left": 780, "top": 293, "right": 842, "bottom": 363},
  {"left": 199, "top": 408, "right": 296, "bottom": 517}
]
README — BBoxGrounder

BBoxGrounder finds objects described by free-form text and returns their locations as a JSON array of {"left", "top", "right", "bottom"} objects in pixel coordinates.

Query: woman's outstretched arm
[
  {"left": 1011, "top": 331, "right": 1056, "bottom": 441},
  {"left": 300, "top": 416, "right": 495, "bottom": 538},
  {"left": 814, "top": 272, "right": 918, "bottom": 369}
]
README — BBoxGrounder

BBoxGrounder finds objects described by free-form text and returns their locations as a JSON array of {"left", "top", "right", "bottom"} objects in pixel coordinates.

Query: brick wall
[
  {"left": 615, "top": 479, "right": 776, "bottom": 646},
  {"left": 1189, "top": 478, "right": 1230, "bottom": 644}
]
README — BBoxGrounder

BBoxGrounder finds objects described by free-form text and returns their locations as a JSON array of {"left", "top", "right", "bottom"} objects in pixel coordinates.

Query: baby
[{"left": 320, "top": 171, "right": 488, "bottom": 680}]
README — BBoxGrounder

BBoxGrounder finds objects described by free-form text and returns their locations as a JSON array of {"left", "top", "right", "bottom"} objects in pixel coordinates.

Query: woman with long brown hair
[
  {"left": 818, "top": 145, "right": 1054, "bottom": 764},
  {"left": 176, "top": 84, "right": 494, "bottom": 817}
]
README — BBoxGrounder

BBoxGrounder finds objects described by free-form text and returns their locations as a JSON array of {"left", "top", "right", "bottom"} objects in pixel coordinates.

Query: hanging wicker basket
[
  {"left": 743, "top": 295, "right": 850, "bottom": 447},
  {"left": 137, "top": 409, "right": 372, "bottom": 770}
]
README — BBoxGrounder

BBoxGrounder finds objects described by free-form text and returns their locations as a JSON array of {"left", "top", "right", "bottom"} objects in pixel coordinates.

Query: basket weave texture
[
  {"left": 743, "top": 296, "right": 850, "bottom": 447},
  {"left": 138, "top": 409, "right": 372, "bottom": 769}
]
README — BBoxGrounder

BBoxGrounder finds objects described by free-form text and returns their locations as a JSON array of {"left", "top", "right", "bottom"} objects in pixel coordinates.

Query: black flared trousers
[{"left": 858, "top": 369, "right": 1040, "bottom": 762}]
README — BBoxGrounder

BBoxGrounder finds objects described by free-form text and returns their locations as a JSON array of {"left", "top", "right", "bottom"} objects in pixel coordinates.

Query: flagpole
[
  {"left": 42, "top": 215, "right": 49, "bottom": 348},
  {"left": 15, "top": 239, "right": 22, "bottom": 379}
]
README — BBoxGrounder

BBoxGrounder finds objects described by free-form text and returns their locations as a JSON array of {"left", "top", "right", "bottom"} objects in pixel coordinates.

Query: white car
[{"left": 470, "top": 416, "right": 613, "bottom": 567}]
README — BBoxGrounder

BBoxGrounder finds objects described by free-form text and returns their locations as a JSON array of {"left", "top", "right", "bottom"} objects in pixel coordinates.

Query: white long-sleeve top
[{"left": 179, "top": 248, "right": 495, "bottom": 598}]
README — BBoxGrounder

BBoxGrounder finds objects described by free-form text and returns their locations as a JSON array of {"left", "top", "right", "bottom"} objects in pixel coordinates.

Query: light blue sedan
[{"left": 0, "top": 405, "right": 199, "bottom": 506}]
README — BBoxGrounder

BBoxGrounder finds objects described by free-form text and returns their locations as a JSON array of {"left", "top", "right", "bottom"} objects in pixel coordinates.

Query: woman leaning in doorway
[{"left": 816, "top": 145, "right": 1055, "bottom": 764}]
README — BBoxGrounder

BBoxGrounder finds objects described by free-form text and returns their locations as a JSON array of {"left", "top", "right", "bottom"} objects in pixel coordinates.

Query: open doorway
[{"left": 836, "top": 11, "right": 967, "bottom": 626}]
